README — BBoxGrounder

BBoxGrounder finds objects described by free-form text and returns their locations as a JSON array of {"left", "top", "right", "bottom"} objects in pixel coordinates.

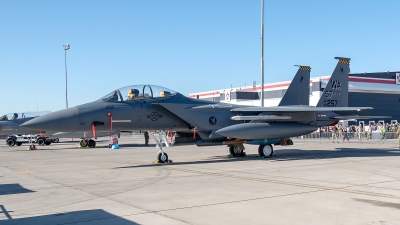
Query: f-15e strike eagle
[{"left": 22, "top": 57, "right": 388, "bottom": 162}]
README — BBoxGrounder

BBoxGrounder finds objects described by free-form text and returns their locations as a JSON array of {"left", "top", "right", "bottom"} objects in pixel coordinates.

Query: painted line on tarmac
[{"left": 167, "top": 167, "right": 400, "bottom": 200}]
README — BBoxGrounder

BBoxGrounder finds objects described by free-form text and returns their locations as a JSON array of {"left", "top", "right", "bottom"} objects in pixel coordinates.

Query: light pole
[
  {"left": 260, "top": 0, "right": 265, "bottom": 106},
  {"left": 63, "top": 43, "right": 70, "bottom": 108}
]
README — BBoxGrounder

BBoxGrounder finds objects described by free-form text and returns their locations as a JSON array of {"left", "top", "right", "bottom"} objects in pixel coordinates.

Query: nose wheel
[{"left": 157, "top": 152, "right": 169, "bottom": 163}]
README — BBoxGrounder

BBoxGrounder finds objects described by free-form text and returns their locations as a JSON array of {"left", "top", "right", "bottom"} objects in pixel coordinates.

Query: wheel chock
[
  {"left": 78, "top": 145, "right": 82, "bottom": 148},
  {"left": 228, "top": 154, "right": 234, "bottom": 158},
  {"left": 153, "top": 160, "right": 173, "bottom": 164},
  {"left": 27, "top": 146, "right": 37, "bottom": 151}
]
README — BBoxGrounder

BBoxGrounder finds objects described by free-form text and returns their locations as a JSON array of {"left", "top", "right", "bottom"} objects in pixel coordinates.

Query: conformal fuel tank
[{"left": 215, "top": 122, "right": 317, "bottom": 139}]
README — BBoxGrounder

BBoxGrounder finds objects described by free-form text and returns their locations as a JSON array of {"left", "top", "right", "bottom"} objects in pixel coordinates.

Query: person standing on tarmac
[
  {"left": 381, "top": 124, "right": 387, "bottom": 140},
  {"left": 367, "top": 124, "right": 373, "bottom": 140},
  {"left": 397, "top": 127, "right": 400, "bottom": 149},
  {"left": 357, "top": 124, "right": 363, "bottom": 140},
  {"left": 331, "top": 125, "right": 339, "bottom": 143},
  {"left": 144, "top": 131, "right": 149, "bottom": 146},
  {"left": 343, "top": 125, "right": 350, "bottom": 143}
]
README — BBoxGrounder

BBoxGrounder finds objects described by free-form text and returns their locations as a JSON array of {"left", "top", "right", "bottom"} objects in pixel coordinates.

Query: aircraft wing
[
  {"left": 231, "top": 106, "right": 374, "bottom": 112},
  {"left": 330, "top": 115, "right": 392, "bottom": 120}
]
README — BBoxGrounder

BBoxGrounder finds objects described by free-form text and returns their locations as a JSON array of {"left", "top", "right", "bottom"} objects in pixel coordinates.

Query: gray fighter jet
[
  {"left": 20, "top": 62, "right": 311, "bottom": 158},
  {"left": 0, "top": 113, "right": 117, "bottom": 147},
  {"left": 22, "top": 57, "right": 387, "bottom": 162},
  {"left": 0, "top": 113, "right": 37, "bottom": 135}
]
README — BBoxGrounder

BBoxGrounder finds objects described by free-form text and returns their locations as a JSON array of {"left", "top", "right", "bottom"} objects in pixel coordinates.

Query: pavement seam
[{"left": 167, "top": 167, "right": 400, "bottom": 200}]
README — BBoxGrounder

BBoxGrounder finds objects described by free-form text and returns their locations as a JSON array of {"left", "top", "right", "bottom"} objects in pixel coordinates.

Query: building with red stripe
[{"left": 189, "top": 72, "right": 400, "bottom": 123}]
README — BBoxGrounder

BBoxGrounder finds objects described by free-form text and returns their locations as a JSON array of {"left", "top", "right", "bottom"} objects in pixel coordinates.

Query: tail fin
[
  {"left": 278, "top": 65, "right": 310, "bottom": 106},
  {"left": 316, "top": 57, "right": 350, "bottom": 107}
]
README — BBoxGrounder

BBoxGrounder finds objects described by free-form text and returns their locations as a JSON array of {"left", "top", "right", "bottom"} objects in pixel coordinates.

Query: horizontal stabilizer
[
  {"left": 231, "top": 115, "right": 292, "bottom": 121},
  {"left": 231, "top": 106, "right": 373, "bottom": 112},
  {"left": 330, "top": 115, "right": 392, "bottom": 120}
]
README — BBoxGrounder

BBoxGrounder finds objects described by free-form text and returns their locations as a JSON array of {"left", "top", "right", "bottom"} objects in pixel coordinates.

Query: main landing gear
[
  {"left": 79, "top": 139, "right": 96, "bottom": 148},
  {"left": 228, "top": 145, "right": 246, "bottom": 157},
  {"left": 258, "top": 144, "right": 274, "bottom": 157},
  {"left": 223, "top": 140, "right": 246, "bottom": 157}
]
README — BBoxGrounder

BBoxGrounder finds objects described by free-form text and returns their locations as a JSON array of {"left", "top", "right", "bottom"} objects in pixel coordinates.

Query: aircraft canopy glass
[
  {"left": 99, "top": 85, "right": 179, "bottom": 102},
  {"left": 0, "top": 113, "right": 27, "bottom": 121}
]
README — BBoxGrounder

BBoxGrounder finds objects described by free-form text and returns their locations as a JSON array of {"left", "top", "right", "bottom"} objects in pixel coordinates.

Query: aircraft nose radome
[{"left": 21, "top": 107, "right": 80, "bottom": 132}]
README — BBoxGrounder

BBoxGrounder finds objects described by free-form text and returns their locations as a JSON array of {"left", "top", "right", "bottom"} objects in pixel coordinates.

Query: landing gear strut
[
  {"left": 153, "top": 131, "right": 172, "bottom": 163},
  {"left": 258, "top": 144, "right": 273, "bottom": 157}
]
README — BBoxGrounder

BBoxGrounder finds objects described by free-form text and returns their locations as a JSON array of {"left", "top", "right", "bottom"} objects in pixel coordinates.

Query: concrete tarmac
[{"left": 1, "top": 137, "right": 400, "bottom": 225}]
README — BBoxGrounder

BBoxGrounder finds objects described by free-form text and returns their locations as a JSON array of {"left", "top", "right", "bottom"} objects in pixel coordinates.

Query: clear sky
[{"left": 1, "top": 0, "right": 399, "bottom": 115}]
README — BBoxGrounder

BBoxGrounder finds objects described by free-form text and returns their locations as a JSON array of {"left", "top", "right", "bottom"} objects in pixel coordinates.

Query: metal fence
[{"left": 292, "top": 132, "right": 398, "bottom": 142}]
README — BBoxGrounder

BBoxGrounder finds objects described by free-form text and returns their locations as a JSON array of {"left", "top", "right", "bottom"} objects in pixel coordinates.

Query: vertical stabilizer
[
  {"left": 279, "top": 65, "right": 311, "bottom": 106},
  {"left": 316, "top": 57, "right": 350, "bottom": 107}
]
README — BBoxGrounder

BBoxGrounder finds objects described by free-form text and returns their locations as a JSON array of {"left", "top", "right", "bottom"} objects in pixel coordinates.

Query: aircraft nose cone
[{"left": 21, "top": 107, "right": 80, "bottom": 132}]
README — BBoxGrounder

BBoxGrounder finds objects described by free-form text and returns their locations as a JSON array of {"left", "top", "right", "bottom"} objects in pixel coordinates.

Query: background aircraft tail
[
  {"left": 316, "top": 57, "right": 350, "bottom": 107},
  {"left": 278, "top": 65, "right": 310, "bottom": 106}
]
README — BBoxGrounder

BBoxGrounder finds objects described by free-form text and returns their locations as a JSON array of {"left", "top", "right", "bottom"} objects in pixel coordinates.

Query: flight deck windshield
[{"left": 99, "top": 85, "right": 178, "bottom": 102}]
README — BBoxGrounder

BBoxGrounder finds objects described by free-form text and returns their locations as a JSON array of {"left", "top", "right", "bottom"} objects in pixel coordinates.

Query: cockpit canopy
[
  {"left": 0, "top": 113, "right": 27, "bottom": 121},
  {"left": 99, "top": 85, "right": 179, "bottom": 102}
]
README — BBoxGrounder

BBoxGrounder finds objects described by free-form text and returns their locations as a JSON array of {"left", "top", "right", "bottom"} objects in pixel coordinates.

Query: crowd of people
[{"left": 315, "top": 122, "right": 400, "bottom": 145}]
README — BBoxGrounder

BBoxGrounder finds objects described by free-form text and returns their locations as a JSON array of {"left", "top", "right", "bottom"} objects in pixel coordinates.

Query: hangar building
[{"left": 189, "top": 72, "right": 400, "bottom": 124}]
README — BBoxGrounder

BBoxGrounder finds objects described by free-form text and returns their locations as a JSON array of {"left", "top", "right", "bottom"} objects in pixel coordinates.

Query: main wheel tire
[
  {"left": 53, "top": 138, "right": 59, "bottom": 143},
  {"left": 157, "top": 152, "right": 169, "bottom": 163},
  {"left": 229, "top": 146, "right": 244, "bottom": 157},
  {"left": 16, "top": 142, "right": 22, "bottom": 146},
  {"left": 80, "top": 139, "right": 88, "bottom": 147},
  {"left": 45, "top": 141, "right": 51, "bottom": 145},
  {"left": 7, "top": 139, "right": 16, "bottom": 147},
  {"left": 37, "top": 138, "right": 46, "bottom": 146},
  {"left": 88, "top": 139, "right": 96, "bottom": 148},
  {"left": 258, "top": 144, "right": 273, "bottom": 157}
]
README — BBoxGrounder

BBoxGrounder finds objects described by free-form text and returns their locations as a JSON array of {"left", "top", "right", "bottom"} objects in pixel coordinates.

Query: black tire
[
  {"left": 16, "top": 142, "right": 22, "bottom": 146},
  {"left": 258, "top": 144, "right": 273, "bottom": 157},
  {"left": 45, "top": 141, "right": 51, "bottom": 145},
  {"left": 229, "top": 146, "right": 244, "bottom": 157},
  {"left": 53, "top": 138, "right": 59, "bottom": 143},
  {"left": 157, "top": 152, "right": 169, "bottom": 163},
  {"left": 108, "top": 144, "right": 112, "bottom": 148},
  {"left": 80, "top": 139, "right": 88, "bottom": 147},
  {"left": 7, "top": 138, "right": 16, "bottom": 147},
  {"left": 88, "top": 139, "right": 96, "bottom": 148},
  {"left": 37, "top": 138, "right": 46, "bottom": 146}
]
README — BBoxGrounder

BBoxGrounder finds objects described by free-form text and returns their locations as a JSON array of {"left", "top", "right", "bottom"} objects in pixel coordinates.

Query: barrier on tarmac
[
  {"left": 291, "top": 132, "right": 398, "bottom": 142},
  {"left": 120, "top": 131, "right": 398, "bottom": 143}
]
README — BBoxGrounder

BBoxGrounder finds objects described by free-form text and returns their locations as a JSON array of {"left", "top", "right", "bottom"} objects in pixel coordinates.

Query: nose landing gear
[{"left": 152, "top": 131, "right": 173, "bottom": 164}]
